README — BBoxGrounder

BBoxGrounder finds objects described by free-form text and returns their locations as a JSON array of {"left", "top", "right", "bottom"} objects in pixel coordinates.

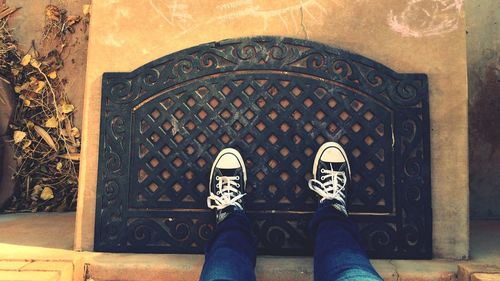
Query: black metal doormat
[{"left": 95, "top": 37, "right": 431, "bottom": 259}]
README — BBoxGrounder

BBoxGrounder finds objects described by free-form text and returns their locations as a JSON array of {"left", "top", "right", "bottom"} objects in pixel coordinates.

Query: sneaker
[
  {"left": 207, "top": 148, "right": 247, "bottom": 223},
  {"left": 308, "top": 142, "right": 351, "bottom": 216}
]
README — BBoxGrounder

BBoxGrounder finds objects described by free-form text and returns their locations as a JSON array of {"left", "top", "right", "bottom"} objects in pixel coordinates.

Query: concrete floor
[
  {"left": 469, "top": 220, "right": 500, "bottom": 263},
  {"left": 0, "top": 212, "right": 498, "bottom": 281}
]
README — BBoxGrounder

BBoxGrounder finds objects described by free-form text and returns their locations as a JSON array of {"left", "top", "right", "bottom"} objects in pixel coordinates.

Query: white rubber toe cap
[{"left": 320, "top": 146, "right": 347, "bottom": 163}]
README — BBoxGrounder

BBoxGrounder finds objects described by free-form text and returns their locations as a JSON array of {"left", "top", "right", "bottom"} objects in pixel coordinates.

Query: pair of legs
[{"left": 199, "top": 142, "right": 382, "bottom": 281}]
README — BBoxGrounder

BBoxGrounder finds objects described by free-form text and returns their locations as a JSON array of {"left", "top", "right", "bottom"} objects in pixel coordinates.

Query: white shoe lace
[
  {"left": 207, "top": 175, "right": 246, "bottom": 210},
  {"left": 308, "top": 164, "right": 347, "bottom": 205}
]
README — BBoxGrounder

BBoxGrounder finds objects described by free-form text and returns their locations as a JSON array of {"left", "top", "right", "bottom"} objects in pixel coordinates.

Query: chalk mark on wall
[
  {"left": 150, "top": 0, "right": 336, "bottom": 38},
  {"left": 387, "top": 0, "right": 463, "bottom": 37},
  {"left": 150, "top": 0, "right": 193, "bottom": 32}
]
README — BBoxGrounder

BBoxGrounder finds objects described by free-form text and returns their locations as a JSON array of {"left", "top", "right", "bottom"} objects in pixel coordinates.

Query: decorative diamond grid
[
  {"left": 95, "top": 37, "right": 431, "bottom": 259},
  {"left": 131, "top": 75, "right": 393, "bottom": 214}
]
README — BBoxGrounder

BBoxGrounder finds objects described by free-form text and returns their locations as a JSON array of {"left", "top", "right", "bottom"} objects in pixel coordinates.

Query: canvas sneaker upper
[
  {"left": 207, "top": 148, "right": 247, "bottom": 223},
  {"left": 308, "top": 142, "right": 351, "bottom": 216}
]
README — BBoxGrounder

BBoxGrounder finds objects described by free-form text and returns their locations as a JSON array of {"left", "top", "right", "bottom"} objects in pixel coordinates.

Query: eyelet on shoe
[
  {"left": 236, "top": 176, "right": 240, "bottom": 180},
  {"left": 320, "top": 169, "right": 326, "bottom": 173},
  {"left": 216, "top": 176, "right": 220, "bottom": 180}
]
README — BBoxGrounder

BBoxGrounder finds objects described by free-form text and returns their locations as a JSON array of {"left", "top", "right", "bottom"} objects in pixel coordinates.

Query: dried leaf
[
  {"left": 71, "top": 127, "right": 80, "bottom": 138},
  {"left": 22, "top": 140, "right": 32, "bottom": 150},
  {"left": 83, "top": 4, "right": 91, "bottom": 16},
  {"left": 22, "top": 98, "right": 30, "bottom": 106},
  {"left": 35, "top": 81, "right": 46, "bottom": 93},
  {"left": 60, "top": 103, "right": 74, "bottom": 113},
  {"left": 14, "top": 82, "right": 29, "bottom": 94},
  {"left": 21, "top": 54, "right": 31, "bottom": 66},
  {"left": 26, "top": 120, "right": 35, "bottom": 128},
  {"left": 30, "top": 59, "right": 41, "bottom": 69},
  {"left": 13, "top": 131, "right": 26, "bottom": 144},
  {"left": 45, "top": 5, "right": 60, "bottom": 21},
  {"left": 56, "top": 162, "right": 63, "bottom": 171},
  {"left": 58, "top": 153, "right": 80, "bottom": 161},
  {"left": 66, "top": 15, "right": 81, "bottom": 26},
  {"left": 0, "top": 6, "right": 20, "bottom": 20},
  {"left": 40, "top": 186, "right": 54, "bottom": 201},
  {"left": 56, "top": 112, "right": 66, "bottom": 121},
  {"left": 61, "top": 118, "right": 74, "bottom": 143},
  {"left": 68, "top": 145, "right": 78, "bottom": 153},
  {"left": 11, "top": 68, "right": 20, "bottom": 76},
  {"left": 48, "top": 71, "right": 57, "bottom": 79},
  {"left": 59, "top": 128, "right": 68, "bottom": 137},
  {"left": 34, "top": 125, "right": 58, "bottom": 151},
  {"left": 31, "top": 185, "right": 43, "bottom": 201},
  {"left": 33, "top": 185, "right": 43, "bottom": 194},
  {"left": 45, "top": 116, "right": 58, "bottom": 128}
]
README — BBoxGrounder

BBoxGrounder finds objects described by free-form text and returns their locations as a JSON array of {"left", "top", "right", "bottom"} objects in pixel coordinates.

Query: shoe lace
[
  {"left": 308, "top": 163, "right": 347, "bottom": 204},
  {"left": 207, "top": 175, "right": 246, "bottom": 210}
]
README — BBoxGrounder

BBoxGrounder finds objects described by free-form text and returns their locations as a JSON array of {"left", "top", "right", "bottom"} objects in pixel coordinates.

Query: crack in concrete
[
  {"left": 17, "top": 260, "right": 34, "bottom": 271},
  {"left": 299, "top": 6, "right": 309, "bottom": 39},
  {"left": 388, "top": 260, "right": 400, "bottom": 281}
]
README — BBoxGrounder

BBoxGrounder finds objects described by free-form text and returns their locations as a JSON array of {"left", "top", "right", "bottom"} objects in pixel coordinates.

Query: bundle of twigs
[{"left": 0, "top": 4, "right": 84, "bottom": 212}]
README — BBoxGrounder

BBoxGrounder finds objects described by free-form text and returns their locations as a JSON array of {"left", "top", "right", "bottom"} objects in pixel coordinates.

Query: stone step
[
  {"left": 458, "top": 263, "right": 500, "bottom": 281},
  {"left": 80, "top": 252, "right": 458, "bottom": 281},
  {"left": 2, "top": 213, "right": 499, "bottom": 281},
  {"left": 471, "top": 273, "right": 500, "bottom": 281}
]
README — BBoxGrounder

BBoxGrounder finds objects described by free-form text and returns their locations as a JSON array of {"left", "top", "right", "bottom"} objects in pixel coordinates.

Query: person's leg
[
  {"left": 310, "top": 206, "right": 381, "bottom": 281},
  {"left": 308, "top": 142, "right": 382, "bottom": 281},
  {"left": 199, "top": 148, "right": 256, "bottom": 281},
  {"left": 199, "top": 210, "right": 256, "bottom": 281}
]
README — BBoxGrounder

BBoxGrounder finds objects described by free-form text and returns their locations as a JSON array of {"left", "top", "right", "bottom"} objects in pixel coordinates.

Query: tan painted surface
[{"left": 77, "top": 0, "right": 469, "bottom": 258}]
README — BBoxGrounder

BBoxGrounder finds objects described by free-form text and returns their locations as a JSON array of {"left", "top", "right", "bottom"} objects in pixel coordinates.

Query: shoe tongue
[
  {"left": 321, "top": 161, "right": 346, "bottom": 171},
  {"left": 219, "top": 168, "right": 238, "bottom": 177}
]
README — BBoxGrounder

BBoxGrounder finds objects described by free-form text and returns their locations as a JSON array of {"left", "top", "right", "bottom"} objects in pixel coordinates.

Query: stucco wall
[
  {"left": 466, "top": 0, "right": 500, "bottom": 219},
  {"left": 76, "top": 0, "right": 469, "bottom": 259}
]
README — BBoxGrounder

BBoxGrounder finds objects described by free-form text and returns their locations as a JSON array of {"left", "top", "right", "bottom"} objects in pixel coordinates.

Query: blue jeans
[{"left": 199, "top": 207, "right": 382, "bottom": 281}]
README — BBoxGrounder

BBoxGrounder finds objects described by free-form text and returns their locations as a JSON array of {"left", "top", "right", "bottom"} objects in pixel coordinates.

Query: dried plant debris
[
  {"left": 0, "top": 5, "right": 20, "bottom": 20},
  {"left": 43, "top": 5, "right": 81, "bottom": 42},
  {"left": 0, "top": 4, "right": 86, "bottom": 212}
]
